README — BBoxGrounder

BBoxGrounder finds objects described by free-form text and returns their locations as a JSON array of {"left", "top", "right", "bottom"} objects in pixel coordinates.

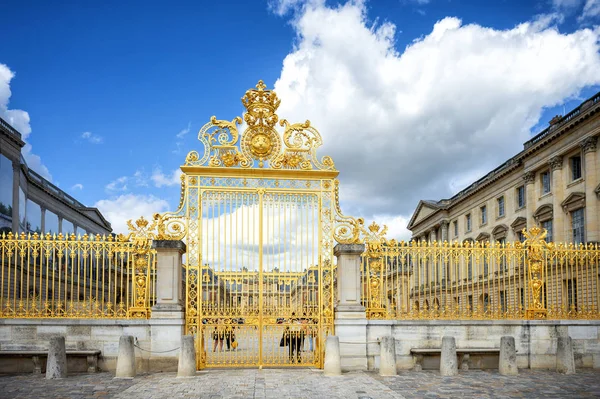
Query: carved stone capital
[
  {"left": 522, "top": 171, "right": 535, "bottom": 185},
  {"left": 548, "top": 156, "right": 563, "bottom": 171},
  {"left": 580, "top": 136, "right": 598, "bottom": 153},
  {"left": 440, "top": 220, "right": 449, "bottom": 229}
]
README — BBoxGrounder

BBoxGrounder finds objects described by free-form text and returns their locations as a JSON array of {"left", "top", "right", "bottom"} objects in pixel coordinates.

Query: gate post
[
  {"left": 149, "top": 240, "right": 186, "bottom": 371},
  {"left": 334, "top": 243, "right": 368, "bottom": 371}
]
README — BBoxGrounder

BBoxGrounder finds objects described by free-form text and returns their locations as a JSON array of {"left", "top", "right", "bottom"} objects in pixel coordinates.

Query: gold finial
[{"left": 241, "top": 80, "right": 281, "bottom": 128}]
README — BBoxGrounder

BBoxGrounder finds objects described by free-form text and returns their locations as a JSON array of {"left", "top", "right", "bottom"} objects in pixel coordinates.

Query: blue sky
[{"left": 1, "top": 0, "right": 599, "bottom": 236}]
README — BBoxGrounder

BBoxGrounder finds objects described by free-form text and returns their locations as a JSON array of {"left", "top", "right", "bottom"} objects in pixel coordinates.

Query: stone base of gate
[
  {"left": 149, "top": 306, "right": 185, "bottom": 372},
  {"left": 335, "top": 307, "right": 368, "bottom": 371}
]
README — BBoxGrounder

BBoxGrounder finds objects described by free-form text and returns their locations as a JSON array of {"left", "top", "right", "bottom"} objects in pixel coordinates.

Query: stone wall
[
  {"left": 366, "top": 320, "right": 600, "bottom": 371},
  {"left": 0, "top": 318, "right": 174, "bottom": 372}
]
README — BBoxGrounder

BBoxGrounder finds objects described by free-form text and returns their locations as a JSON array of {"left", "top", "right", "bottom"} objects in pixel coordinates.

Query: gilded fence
[
  {"left": 0, "top": 217, "right": 157, "bottom": 319},
  {"left": 361, "top": 226, "right": 600, "bottom": 320}
]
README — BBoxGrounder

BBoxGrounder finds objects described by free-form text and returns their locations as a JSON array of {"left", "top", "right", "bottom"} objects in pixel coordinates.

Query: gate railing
[
  {"left": 360, "top": 226, "right": 600, "bottom": 320},
  {"left": 0, "top": 217, "right": 157, "bottom": 319}
]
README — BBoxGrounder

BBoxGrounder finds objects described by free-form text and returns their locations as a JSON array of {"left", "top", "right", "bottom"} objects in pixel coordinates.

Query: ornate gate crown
[{"left": 183, "top": 80, "right": 336, "bottom": 174}]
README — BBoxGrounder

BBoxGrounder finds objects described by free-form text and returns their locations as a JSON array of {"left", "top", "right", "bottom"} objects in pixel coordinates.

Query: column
[
  {"left": 58, "top": 216, "right": 63, "bottom": 235},
  {"left": 523, "top": 171, "right": 536, "bottom": 231},
  {"left": 581, "top": 136, "right": 598, "bottom": 243},
  {"left": 334, "top": 243, "right": 368, "bottom": 371},
  {"left": 149, "top": 240, "right": 186, "bottom": 371},
  {"left": 430, "top": 227, "right": 437, "bottom": 242},
  {"left": 440, "top": 221, "right": 449, "bottom": 242},
  {"left": 548, "top": 156, "right": 565, "bottom": 243},
  {"left": 11, "top": 160, "right": 19, "bottom": 233}
]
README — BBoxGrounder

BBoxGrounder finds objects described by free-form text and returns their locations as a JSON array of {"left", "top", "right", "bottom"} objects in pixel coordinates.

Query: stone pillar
[
  {"left": 581, "top": 137, "right": 598, "bottom": 243},
  {"left": 46, "top": 336, "right": 67, "bottom": 379},
  {"left": 440, "top": 221, "right": 449, "bottom": 243},
  {"left": 115, "top": 335, "right": 136, "bottom": 378},
  {"left": 379, "top": 336, "right": 397, "bottom": 376},
  {"left": 334, "top": 243, "right": 367, "bottom": 371},
  {"left": 440, "top": 336, "right": 458, "bottom": 376},
  {"left": 324, "top": 336, "right": 342, "bottom": 376},
  {"left": 523, "top": 171, "right": 536, "bottom": 231},
  {"left": 556, "top": 336, "right": 576, "bottom": 374},
  {"left": 548, "top": 156, "right": 564, "bottom": 243},
  {"left": 177, "top": 335, "right": 196, "bottom": 378},
  {"left": 499, "top": 336, "right": 518, "bottom": 375},
  {"left": 149, "top": 240, "right": 187, "bottom": 371},
  {"left": 430, "top": 228, "right": 437, "bottom": 242},
  {"left": 58, "top": 216, "right": 63, "bottom": 235},
  {"left": 11, "top": 160, "right": 19, "bottom": 233}
]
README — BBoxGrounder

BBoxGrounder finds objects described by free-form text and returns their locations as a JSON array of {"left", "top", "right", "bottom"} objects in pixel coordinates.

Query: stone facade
[
  {"left": 408, "top": 92, "right": 600, "bottom": 245},
  {"left": 0, "top": 117, "right": 111, "bottom": 235}
]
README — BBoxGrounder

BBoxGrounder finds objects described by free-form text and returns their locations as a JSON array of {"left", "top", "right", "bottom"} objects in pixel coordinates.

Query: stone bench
[
  {"left": 0, "top": 350, "right": 101, "bottom": 374},
  {"left": 411, "top": 348, "right": 501, "bottom": 371}
]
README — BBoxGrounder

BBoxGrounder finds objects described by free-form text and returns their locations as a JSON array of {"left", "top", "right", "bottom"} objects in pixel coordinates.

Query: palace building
[
  {"left": 0, "top": 116, "right": 112, "bottom": 236},
  {"left": 407, "top": 91, "right": 600, "bottom": 245}
]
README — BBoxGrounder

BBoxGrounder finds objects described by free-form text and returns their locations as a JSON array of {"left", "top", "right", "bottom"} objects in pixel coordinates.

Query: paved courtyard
[{"left": 1, "top": 369, "right": 600, "bottom": 399}]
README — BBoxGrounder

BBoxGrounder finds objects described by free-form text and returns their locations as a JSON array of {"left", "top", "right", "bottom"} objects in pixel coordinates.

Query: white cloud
[
  {"left": 372, "top": 214, "right": 412, "bottom": 241},
  {"left": 551, "top": 0, "right": 582, "bottom": 9},
  {"left": 271, "top": 1, "right": 600, "bottom": 234},
  {"left": 268, "top": 0, "right": 324, "bottom": 16},
  {"left": 581, "top": 0, "right": 600, "bottom": 19},
  {"left": 94, "top": 194, "right": 170, "bottom": 234},
  {"left": 133, "top": 169, "right": 149, "bottom": 187},
  {"left": 173, "top": 122, "right": 192, "bottom": 154},
  {"left": 151, "top": 167, "right": 182, "bottom": 188},
  {"left": 0, "top": 64, "right": 52, "bottom": 181},
  {"left": 71, "top": 183, "right": 84, "bottom": 190},
  {"left": 105, "top": 176, "right": 128, "bottom": 192},
  {"left": 176, "top": 122, "right": 191, "bottom": 139},
  {"left": 81, "top": 131, "right": 103, "bottom": 144}
]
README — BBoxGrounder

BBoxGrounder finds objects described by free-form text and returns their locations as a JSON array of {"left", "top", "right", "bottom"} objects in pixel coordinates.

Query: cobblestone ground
[{"left": 0, "top": 369, "right": 599, "bottom": 399}]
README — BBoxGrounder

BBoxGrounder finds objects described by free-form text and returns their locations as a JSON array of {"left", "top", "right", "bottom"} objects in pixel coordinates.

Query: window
[
  {"left": 467, "top": 256, "right": 473, "bottom": 279},
  {"left": 497, "top": 196, "right": 505, "bottom": 217},
  {"left": 541, "top": 171, "right": 551, "bottom": 194},
  {"left": 453, "top": 220, "right": 458, "bottom": 237},
  {"left": 570, "top": 155, "right": 582, "bottom": 181},
  {"left": 520, "top": 288, "right": 525, "bottom": 310},
  {"left": 466, "top": 214, "right": 472, "bottom": 232},
  {"left": 480, "top": 205, "right": 487, "bottom": 225},
  {"left": 571, "top": 208, "right": 584, "bottom": 244},
  {"left": 500, "top": 291, "right": 506, "bottom": 313},
  {"left": 498, "top": 237, "right": 507, "bottom": 270},
  {"left": 517, "top": 185, "right": 525, "bottom": 208},
  {"left": 468, "top": 295, "right": 473, "bottom": 311},
  {"left": 517, "top": 231, "right": 525, "bottom": 242},
  {"left": 541, "top": 220, "right": 553, "bottom": 242},
  {"left": 565, "top": 279, "right": 577, "bottom": 311}
]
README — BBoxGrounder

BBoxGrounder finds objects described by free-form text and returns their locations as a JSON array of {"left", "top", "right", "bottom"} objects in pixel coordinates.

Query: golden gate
[{"left": 155, "top": 80, "right": 354, "bottom": 368}]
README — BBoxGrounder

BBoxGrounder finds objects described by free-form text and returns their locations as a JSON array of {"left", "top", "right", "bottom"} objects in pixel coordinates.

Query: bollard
[
  {"left": 499, "top": 336, "right": 518, "bottom": 376},
  {"left": 379, "top": 336, "right": 397, "bottom": 376},
  {"left": 177, "top": 335, "right": 197, "bottom": 378},
  {"left": 46, "top": 336, "right": 67, "bottom": 379},
  {"left": 323, "top": 336, "right": 342, "bottom": 376},
  {"left": 556, "top": 336, "right": 575, "bottom": 374},
  {"left": 440, "top": 336, "right": 458, "bottom": 376},
  {"left": 115, "top": 335, "right": 136, "bottom": 379}
]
